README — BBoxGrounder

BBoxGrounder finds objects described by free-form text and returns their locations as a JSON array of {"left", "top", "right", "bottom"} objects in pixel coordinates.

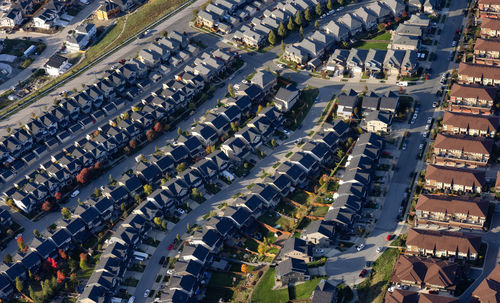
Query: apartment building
[
  {"left": 425, "top": 165, "right": 486, "bottom": 193},
  {"left": 432, "top": 134, "right": 493, "bottom": 167}
]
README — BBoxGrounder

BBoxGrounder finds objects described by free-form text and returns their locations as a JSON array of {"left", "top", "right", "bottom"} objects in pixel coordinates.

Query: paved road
[{"left": 0, "top": 0, "right": 101, "bottom": 92}]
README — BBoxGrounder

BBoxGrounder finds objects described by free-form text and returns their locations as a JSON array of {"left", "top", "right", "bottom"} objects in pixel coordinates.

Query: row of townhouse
[
  {"left": 283, "top": 30, "right": 335, "bottom": 67},
  {"left": 431, "top": 133, "right": 493, "bottom": 167},
  {"left": 424, "top": 164, "right": 486, "bottom": 193},
  {"left": 407, "top": 0, "right": 440, "bottom": 14},
  {"left": 196, "top": 0, "right": 262, "bottom": 34},
  {"left": 336, "top": 89, "right": 400, "bottom": 118},
  {"left": 448, "top": 83, "right": 497, "bottom": 115},
  {"left": 441, "top": 111, "right": 498, "bottom": 137},
  {"left": 183, "top": 48, "right": 234, "bottom": 82},
  {"left": 473, "top": 38, "right": 500, "bottom": 66},
  {"left": 327, "top": 47, "right": 418, "bottom": 77},
  {"left": 386, "top": 289, "right": 458, "bottom": 303},
  {"left": 477, "top": 0, "right": 500, "bottom": 20}
]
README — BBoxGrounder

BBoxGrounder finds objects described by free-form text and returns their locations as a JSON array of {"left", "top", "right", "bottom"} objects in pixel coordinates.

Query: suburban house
[
  {"left": 250, "top": 70, "right": 277, "bottom": 96},
  {"left": 96, "top": 1, "right": 120, "bottom": 20},
  {"left": 322, "top": 21, "right": 350, "bottom": 42},
  {"left": 391, "top": 255, "right": 460, "bottom": 291},
  {"left": 301, "top": 221, "right": 335, "bottom": 247},
  {"left": 472, "top": 265, "right": 500, "bottom": 302},
  {"left": 473, "top": 38, "right": 500, "bottom": 66},
  {"left": 311, "top": 280, "right": 338, "bottom": 303},
  {"left": 415, "top": 194, "right": 489, "bottom": 230},
  {"left": 457, "top": 63, "right": 500, "bottom": 86},
  {"left": 383, "top": 49, "right": 406, "bottom": 76},
  {"left": 481, "top": 17, "right": 500, "bottom": 38},
  {"left": 44, "top": 54, "right": 71, "bottom": 76},
  {"left": 432, "top": 134, "right": 493, "bottom": 167},
  {"left": 280, "top": 237, "right": 312, "bottom": 262},
  {"left": 364, "top": 110, "right": 392, "bottom": 134},
  {"left": 448, "top": 84, "right": 497, "bottom": 114},
  {"left": 275, "top": 258, "right": 309, "bottom": 287},
  {"left": 273, "top": 84, "right": 300, "bottom": 112},
  {"left": 406, "top": 228, "right": 482, "bottom": 260},
  {"left": 424, "top": 164, "right": 486, "bottom": 193},
  {"left": 336, "top": 91, "right": 359, "bottom": 119},
  {"left": 442, "top": 112, "right": 498, "bottom": 137}
]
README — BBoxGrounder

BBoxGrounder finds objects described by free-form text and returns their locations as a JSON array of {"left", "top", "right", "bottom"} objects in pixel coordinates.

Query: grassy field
[
  {"left": 251, "top": 268, "right": 323, "bottom": 302},
  {"left": 371, "top": 32, "right": 392, "bottom": 41},
  {"left": 356, "top": 238, "right": 402, "bottom": 303},
  {"left": 357, "top": 41, "right": 390, "bottom": 50}
]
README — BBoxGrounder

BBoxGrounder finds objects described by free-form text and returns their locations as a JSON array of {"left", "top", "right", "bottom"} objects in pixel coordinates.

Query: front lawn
[{"left": 356, "top": 238, "right": 402, "bottom": 303}]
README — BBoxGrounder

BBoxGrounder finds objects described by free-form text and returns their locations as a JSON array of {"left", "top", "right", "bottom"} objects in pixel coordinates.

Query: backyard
[
  {"left": 355, "top": 31, "right": 391, "bottom": 50},
  {"left": 204, "top": 263, "right": 258, "bottom": 302},
  {"left": 284, "top": 87, "right": 319, "bottom": 130}
]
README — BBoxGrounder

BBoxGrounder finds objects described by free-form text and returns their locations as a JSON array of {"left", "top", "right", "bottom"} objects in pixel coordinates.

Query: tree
[
  {"left": 109, "top": 174, "right": 114, "bottom": 184},
  {"left": 241, "top": 264, "right": 248, "bottom": 273},
  {"left": 295, "top": 11, "right": 303, "bottom": 26},
  {"left": 287, "top": 16, "right": 295, "bottom": 31},
  {"left": 79, "top": 253, "right": 87, "bottom": 270},
  {"left": 315, "top": 2, "right": 323, "bottom": 17},
  {"left": 144, "top": 184, "right": 153, "bottom": 195},
  {"left": 304, "top": 7, "right": 312, "bottom": 22},
  {"left": 29, "top": 285, "right": 34, "bottom": 300},
  {"left": 278, "top": 22, "right": 287, "bottom": 39},
  {"left": 327, "top": 0, "right": 333, "bottom": 11},
  {"left": 94, "top": 161, "right": 103, "bottom": 170},
  {"left": 161, "top": 220, "right": 167, "bottom": 230},
  {"left": 56, "top": 271, "right": 65, "bottom": 284},
  {"left": 129, "top": 139, "right": 138, "bottom": 149},
  {"left": 257, "top": 104, "right": 264, "bottom": 113},
  {"left": 153, "top": 121, "right": 164, "bottom": 133},
  {"left": 228, "top": 83, "right": 235, "bottom": 97},
  {"left": 41, "top": 201, "right": 52, "bottom": 212},
  {"left": 338, "top": 0, "right": 343, "bottom": 5},
  {"left": 153, "top": 217, "right": 162, "bottom": 227},
  {"left": 281, "top": 40, "right": 286, "bottom": 53},
  {"left": 59, "top": 249, "right": 67, "bottom": 260},
  {"left": 33, "top": 229, "right": 40, "bottom": 238},
  {"left": 17, "top": 236, "right": 26, "bottom": 252},
  {"left": 146, "top": 129, "right": 156, "bottom": 141},
  {"left": 402, "top": 11, "right": 408, "bottom": 18},
  {"left": 377, "top": 23, "right": 385, "bottom": 31},
  {"left": 54, "top": 192, "right": 62, "bottom": 200},
  {"left": 16, "top": 277, "right": 23, "bottom": 293},
  {"left": 315, "top": 20, "right": 319, "bottom": 30},
  {"left": 76, "top": 168, "right": 92, "bottom": 184},
  {"left": 176, "top": 162, "right": 186, "bottom": 173},
  {"left": 61, "top": 207, "right": 72, "bottom": 220},
  {"left": 299, "top": 26, "right": 304, "bottom": 40},
  {"left": 268, "top": 29, "right": 276, "bottom": 45},
  {"left": 3, "top": 253, "right": 12, "bottom": 264},
  {"left": 257, "top": 243, "right": 266, "bottom": 256}
]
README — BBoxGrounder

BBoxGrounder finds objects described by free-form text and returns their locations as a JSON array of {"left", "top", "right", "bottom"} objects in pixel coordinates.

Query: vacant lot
[{"left": 1, "top": 39, "right": 46, "bottom": 57}]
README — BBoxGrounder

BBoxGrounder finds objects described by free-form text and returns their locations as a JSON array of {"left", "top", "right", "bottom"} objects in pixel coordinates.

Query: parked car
[
  {"left": 376, "top": 246, "right": 384, "bottom": 253},
  {"left": 356, "top": 244, "right": 365, "bottom": 251},
  {"left": 359, "top": 269, "right": 367, "bottom": 277},
  {"left": 144, "top": 289, "right": 150, "bottom": 298},
  {"left": 386, "top": 235, "right": 393, "bottom": 241},
  {"left": 71, "top": 190, "right": 80, "bottom": 198},
  {"left": 159, "top": 256, "right": 166, "bottom": 265}
]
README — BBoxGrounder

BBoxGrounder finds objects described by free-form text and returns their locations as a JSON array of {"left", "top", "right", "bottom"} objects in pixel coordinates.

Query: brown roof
[
  {"left": 426, "top": 164, "right": 486, "bottom": 188},
  {"left": 449, "top": 84, "right": 497, "bottom": 102},
  {"left": 406, "top": 228, "right": 482, "bottom": 256},
  {"left": 442, "top": 111, "right": 499, "bottom": 133},
  {"left": 474, "top": 38, "right": 500, "bottom": 52},
  {"left": 479, "top": 0, "right": 500, "bottom": 5},
  {"left": 458, "top": 63, "right": 500, "bottom": 80},
  {"left": 384, "top": 290, "right": 459, "bottom": 303},
  {"left": 434, "top": 133, "right": 493, "bottom": 155},
  {"left": 415, "top": 194, "right": 489, "bottom": 218},
  {"left": 482, "top": 18, "right": 500, "bottom": 31},
  {"left": 473, "top": 264, "right": 500, "bottom": 302},
  {"left": 391, "top": 255, "right": 459, "bottom": 290}
]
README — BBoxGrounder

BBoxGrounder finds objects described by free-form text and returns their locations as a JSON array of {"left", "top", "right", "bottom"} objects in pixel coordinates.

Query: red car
[
  {"left": 359, "top": 269, "right": 367, "bottom": 278},
  {"left": 119, "top": 59, "right": 126, "bottom": 64},
  {"left": 386, "top": 234, "right": 393, "bottom": 241},
  {"left": 168, "top": 243, "right": 174, "bottom": 250},
  {"left": 428, "top": 290, "right": 439, "bottom": 294},
  {"left": 425, "top": 74, "right": 429, "bottom": 80}
]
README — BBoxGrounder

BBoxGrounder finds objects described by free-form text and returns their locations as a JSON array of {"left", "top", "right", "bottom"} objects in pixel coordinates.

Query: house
[
  {"left": 391, "top": 255, "right": 460, "bottom": 291},
  {"left": 223, "top": 206, "right": 252, "bottom": 228},
  {"left": 425, "top": 164, "right": 486, "bottom": 193},
  {"left": 458, "top": 63, "right": 500, "bottom": 86},
  {"left": 49, "top": 228, "right": 72, "bottom": 251},
  {"left": 301, "top": 221, "right": 334, "bottom": 246},
  {"left": 415, "top": 194, "right": 489, "bottom": 230},
  {"left": 432, "top": 134, "right": 493, "bottom": 167},
  {"left": 44, "top": 54, "right": 71, "bottom": 76},
  {"left": 111, "top": 0, "right": 134, "bottom": 12},
  {"left": 221, "top": 137, "right": 251, "bottom": 162},
  {"left": 189, "top": 228, "right": 222, "bottom": 252},
  {"left": 251, "top": 70, "right": 276, "bottom": 95},
  {"left": 21, "top": 252, "right": 42, "bottom": 274},
  {"left": 174, "top": 259, "right": 203, "bottom": 279},
  {"left": 205, "top": 216, "right": 234, "bottom": 238},
  {"left": 274, "top": 85, "right": 300, "bottom": 112},
  {"left": 290, "top": 152, "right": 320, "bottom": 176},
  {"left": 250, "top": 183, "right": 281, "bottom": 208},
  {"left": 401, "top": 50, "right": 419, "bottom": 76},
  {"left": 481, "top": 17, "right": 500, "bottom": 38},
  {"left": 191, "top": 124, "right": 219, "bottom": 146},
  {"left": 366, "top": 1, "right": 393, "bottom": 22},
  {"left": 473, "top": 38, "right": 500, "bottom": 66},
  {"left": 311, "top": 280, "right": 338, "bottom": 303},
  {"left": 235, "top": 126, "right": 262, "bottom": 151},
  {"left": 385, "top": 289, "right": 458, "bottom": 303},
  {"left": 276, "top": 161, "right": 307, "bottom": 188},
  {"left": 406, "top": 228, "right": 482, "bottom": 260},
  {"left": 390, "top": 34, "right": 420, "bottom": 51},
  {"left": 339, "top": 13, "right": 363, "bottom": 35},
  {"left": 197, "top": 10, "right": 218, "bottom": 28},
  {"left": 168, "top": 274, "right": 197, "bottom": 296},
  {"left": 162, "top": 178, "right": 189, "bottom": 202},
  {"left": 478, "top": 0, "right": 500, "bottom": 19},
  {"left": 323, "top": 21, "right": 350, "bottom": 41},
  {"left": 448, "top": 84, "right": 497, "bottom": 114},
  {"left": 336, "top": 90, "right": 359, "bottom": 119},
  {"left": 385, "top": 0, "right": 405, "bottom": 16},
  {"left": 355, "top": 7, "right": 378, "bottom": 30},
  {"left": 442, "top": 111, "right": 498, "bottom": 137},
  {"left": 96, "top": 1, "right": 120, "bottom": 20},
  {"left": 362, "top": 93, "right": 380, "bottom": 112},
  {"left": 472, "top": 264, "right": 500, "bottom": 302},
  {"left": 204, "top": 113, "right": 230, "bottom": 136},
  {"left": 281, "top": 237, "right": 312, "bottom": 262},
  {"left": 275, "top": 258, "right": 309, "bottom": 286},
  {"left": 181, "top": 244, "right": 210, "bottom": 264},
  {"left": 65, "top": 218, "right": 91, "bottom": 243},
  {"left": 364, "top": 110, "right": 392, "bottom": 134},
  {"left": 379, "top": 92, "right": 400, "bottom": 113},
  {"left": 347, "top": 49, "right": 369, "bottom": 74},
  {"left": 364, "top": 48, "right": 386, "bottom": 76},
  {"left": 0, "top": 9, "right": 23, "bottom": 28}
]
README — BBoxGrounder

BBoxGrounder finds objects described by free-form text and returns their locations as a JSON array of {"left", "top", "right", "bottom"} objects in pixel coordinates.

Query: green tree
[
  {"left": 281, "top": 40, "right": 286, "bottom": 52},
  {"left": 153, "top": 217, "right": 162, "bottom": 227},
  {"left": 295, "top": 11, "right": 303, "bottom": 26},
  {"left": 304, "top": 7, "right": 312, "bottom": 22},
  {"left": 61, "top": 207, "right": 71, "bottom": 220},
  {"left": 108, "top": 174, "right": 114, "bottom": 184},
  {"left": 315, "top": 20, "right": 319, "bottom": 30},
  {"left": 315, "top": 2, "right": 323, "bottom": 16},
  {"left": 268, "top": 29, "right": 276, "bottom": 45},
  {"left": 287, "top": 16, "right": 295, "bottom": 31},
  {"left": 228, "top": 83, "right": 235, "bottom": 97},
  {"left": 338, "top": 0, "right": 343, "bottom": 5},
  {"left": 177, "top": 127, "right": 182, "bottom": 136},
  {"left": 3, "top": 253, "right": 12, "bottom": 264},
  {"left": 161, "top": 220, "right": 167, "bottom": 230},
  {"left": 33, "top": 229, "right": 40, "bottom": 238},
  {"left": 144, "top": 184, "right": 153, "bottom": 195},
  {"left": 176, "top": 162, "right": 186, "bottom": 173},
  {"left": 277, "top": 22, "right": 287, "bottom": 38},
  {"left": 16, "top": 277, "right": 23, "bottom": 293},
  {"left": 327, "top": 0, "right": 333, "bottom": 11},
  {"left": 377, "top": 23, "right": 385, "bottom": 31},
  {"left": 299, "top": 26, "right": 304, "bottom": 40}
]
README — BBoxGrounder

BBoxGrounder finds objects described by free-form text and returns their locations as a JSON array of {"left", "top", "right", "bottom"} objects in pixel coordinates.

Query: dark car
[
  {"left": 359, "top": 269, "right": 367, "bottom": 278},
  {"left": 159, "top": 256, "right": 166, "bottom": 265}
]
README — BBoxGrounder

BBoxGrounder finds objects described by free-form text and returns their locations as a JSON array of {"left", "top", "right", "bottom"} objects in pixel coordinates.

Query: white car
[
  {"left": 71, "top": 190, "right": 80, "bottom": 198},
  {"left": 376, "top": 246, "right": 384, "bottom": 253},
  {"left": 402, "top": 143, "right": 407, "bottom": 150},
  {"left": 337, "top": 6, "right": 344, "bottom": 11},
  {"left": 425, "top": 125, "right": 430, "bottom": 131},
  {"left": 144, "top": 289, "right": 150, "bottom": 298},
  {"left": 452, "top": 41, "right": 457, "bottom": 47},
  {"left": 411, "top": 119, "right": 416, "bottom": 125},
  {"left": 419, "top": 143, "right": 424, "bottom": 150},
  {"left": 177, "top": 208, "right": 185, "bottom": 214},
  {"left": 356, "top": 244, "right": 365, "bottom": 251},
  {"left": 432, "top": 101, "right": 438, "bottom": 108},
  {"left": 427, "top": 117, "right": 432, "bottom": 124},
  {"left": 277, "top": 64, "right": 286, "bottom": 69},
  {"left": 241, "top": 79, "right": 249, "bottom": 84},
  {"left": 413, "top": 113, "right": 417, "bottom": 119}
]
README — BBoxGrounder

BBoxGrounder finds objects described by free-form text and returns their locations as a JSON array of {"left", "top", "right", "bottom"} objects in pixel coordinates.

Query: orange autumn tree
[{"left": 241, "top": 264, "right": 248, "bottom": 273}]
